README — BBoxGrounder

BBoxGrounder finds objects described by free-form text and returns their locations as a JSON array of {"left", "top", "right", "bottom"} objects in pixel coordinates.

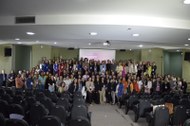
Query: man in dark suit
[{"left": 0, "top": 70, "right": 7, "bottom": 87}]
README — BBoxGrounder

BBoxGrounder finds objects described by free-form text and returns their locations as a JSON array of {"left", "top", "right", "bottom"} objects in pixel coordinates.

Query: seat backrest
[
  {"left": 5, "top": 119, "right": 29, "bottom": 126},
  {"left": 0, "top": 99, "right": 9, "bottom": 117},
  {"left": 50, "top": 105, "right": 67, "bottom": 124},
  {"left": 73, "top": 98, "right": 86, "bottom": 106},
  {"left": 44, "top": 89, "right": 51, "bottom": 97},
  {"left": 0, "top": 88, "right": 5, "bottom": 97},
  {"left": 139, "top": 99, "right": 151, "bottom": 117},
  {"left": 35, "top": 92, "right": 46, "bottom": 101},
  {"left": 37, "top": 115, "right": 61, "bottom": 126},
  {"left": 69, "top": 116, "right": 90, "bottom": 126},
  {"left": 13, "top": 95, "right": 23, "bottom": 104},
  {"left": 2, "top": 94, "right": 13, "bottom": 104},
  {"left": 173, "top": 105, "right": 188, "bottom": 125},
  {"left": 61, "top": 93, "right": 72, "bottom": 102},
  {"left": 50, "top": 93, "right": 58, "bottom": 103},
  {"left": 171, "top": 94, "right": 180, "bottom": 106},
  {"left": 179, "top": 99, "right": 190, "bottom": 109},
  {"left": 40, "top": 97, "right": 54, "bottom": 113},
  {"left": 15, "top": 90, "right": 23, "bottom": 96},
  {"left": 29, "top": 102, "right": 49, "bottom": 126},
  {"left": 128, "top": 95, "right": 138, "bottom": 106},
  {"left": 26, "top": 97, "right": 36, "bottom": 108},
  {"left": 0, "top": 113, "right": 5, "bottom": 126},
  {"left": 71, "top": 105, "right": 88, "bottom": 119},
  {"left": 154, "top": 106, "right": 169, "bottom": 126},
  {"left": 24, "top": 89, "right": 33, "bottom": 97},
  {"left": 57, "top": 98, "right": 70, "bottom": 111},
  {"left": 183, "top": 118, "right": 190, "bottom": 126},
  {"left": 9, "top": 104, "right": 25, "bottom": 117},
  {"left": 5, "top": 88, "right": 14, "bottom": 97}
]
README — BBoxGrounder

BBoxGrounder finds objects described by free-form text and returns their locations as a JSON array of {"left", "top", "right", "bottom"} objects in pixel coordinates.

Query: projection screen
[{"left": 79, "top": 49, "right": 116, "bottom": 61}]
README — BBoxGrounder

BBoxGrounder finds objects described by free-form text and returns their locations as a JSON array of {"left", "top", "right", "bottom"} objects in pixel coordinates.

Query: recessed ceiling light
[
  {"left": 139, "top": 44, "right": 143, "bottom": 48},
  {"left": 188, "top": 38, "right": 190, "bottom": 41},
  {"left": 133, "top": 33, "right": 140, "bottom": 37},
  {"left": 103, "top": 42, "right": 108, "bottom": 46},
  {"left": 88, "top": 43, "right": 91, "bottom": 45},
  {"left": 89, "top": 32, "right": 98, "bottom": 36},
  {"left": 184, "top": 0, "right": 190, "bottom": 4},
  {"left": 103, "top": 41, "right": 111, "bottom": 46},
  {"left": 17, "top": 42, "right": 22, "bottom": 44},
  {"left": 185, "top": 44, "right": 189, "bottom": 47},
  {"left": 54, "top": 42, "right": 57, "bottom": 44},
  {"left": 15, "top": 38, "right": 20, "bottom": 41},
  {"left": 26, "top": 32, "right": 35, "bottom": 35}
]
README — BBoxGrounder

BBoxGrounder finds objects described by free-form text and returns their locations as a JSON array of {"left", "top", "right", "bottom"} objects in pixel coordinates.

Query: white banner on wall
[{"left": 79, "top": 49, "right": 116, "bottom": 61}]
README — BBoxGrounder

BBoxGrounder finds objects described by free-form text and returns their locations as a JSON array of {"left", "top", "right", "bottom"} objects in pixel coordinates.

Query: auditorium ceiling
[{"left": 0, "top": 0, "right": 190, "bottom": 50}]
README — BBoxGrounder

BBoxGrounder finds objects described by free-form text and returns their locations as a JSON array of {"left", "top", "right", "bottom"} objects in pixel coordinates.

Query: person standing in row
[
  {"left": 111, "top": 78, "right": 117, "bottom": 104},
  {"left": 86, "top": 77, "right": 94, "bottom": 104}
]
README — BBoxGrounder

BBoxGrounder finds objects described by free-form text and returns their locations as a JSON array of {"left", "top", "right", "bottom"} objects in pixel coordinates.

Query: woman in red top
[
  {"left": 58, "top": 61, "right": 65, "bottom": 76},
  {"left": 133, "top": 79, "right": 140, "bottom": 93}
]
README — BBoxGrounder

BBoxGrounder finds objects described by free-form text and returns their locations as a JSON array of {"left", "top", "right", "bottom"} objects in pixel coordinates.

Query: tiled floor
[{"left": 89, "top": 104, "right": 147, "bottom": 126}]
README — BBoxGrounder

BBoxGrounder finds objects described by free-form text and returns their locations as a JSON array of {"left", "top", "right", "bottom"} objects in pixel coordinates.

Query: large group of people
[{"left": 0, "top": 57, "right": 188, "bottom": 105}]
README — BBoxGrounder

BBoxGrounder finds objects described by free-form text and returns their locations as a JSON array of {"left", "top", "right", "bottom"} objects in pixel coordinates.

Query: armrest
[
  {"left": 186, "top": 109, "right": 190, "bottom": 117},
  {"left": 146, "top": 113, "right": 153, "bottom": 123}
]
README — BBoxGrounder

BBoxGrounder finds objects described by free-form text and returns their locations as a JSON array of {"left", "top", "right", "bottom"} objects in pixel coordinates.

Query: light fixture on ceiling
[
  {"left": 139, "top": 44, "right": 143, "bottom": 48},
  {"left": 129, "top": 49, "right": 132, "bottom": 51},
  {"left": 176, "top": 49, "right": 180, "bottom": 52},
  {"left": 89, "top": 32, "right": 98, "bottom": 36},
  {"left": 15, "top": 38, "right": 20, "bottom": 41},
  {"left": 184, "top": 0, "right": 190, "bottom": 4},
  {"left": 26, "top": 32, "right": 35, "bottom": 35},
  {"left": 103, "top": 41, "right": 111, "bottom": 46},
  {"left": 88, "top": 43, "right": 91, "bottom": 45},
  {"left": 188, "top": 38, "right": 190, "bottom": 41},
  {"left": 185, "top": 44, "right": 189, "bottom": 47},
  {"left": 17, "top": 42, "right": 22, "bottom": 44},
  {"left": 54, "top": 42, "right": 57, "bottom": 45},
  {"left": 133, "top": 33, "right": 140, "bottom": 37}
]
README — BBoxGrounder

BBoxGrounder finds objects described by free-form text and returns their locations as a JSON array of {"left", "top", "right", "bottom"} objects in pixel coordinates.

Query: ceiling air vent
[
  {"left": 68, "top": 48, "right": 74, "bottom": 50},
  {"left": 15, "top": 16, "right": 35, "bottom": 24},
  {"left": 119, "top": 49, "right": 126, "bottom": 52}
]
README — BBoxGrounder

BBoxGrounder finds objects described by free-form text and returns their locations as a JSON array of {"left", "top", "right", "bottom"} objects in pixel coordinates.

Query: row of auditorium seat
[
  {"left": 0, "top": 87, "right": 91, "bottom": 126},
  {"left": 119, "top": 92, "right": 190, "bottom": 126}
]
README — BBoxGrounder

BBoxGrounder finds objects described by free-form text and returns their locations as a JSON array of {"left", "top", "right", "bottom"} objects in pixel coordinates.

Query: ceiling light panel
[
  {"left": 133, "top": 33, "right": 140, "bottom": 37},
  {"left": 139, "top": 44, "right": 143, "bottom": 48},
  {"left": 26, "top": 32, "right": 35, "bottom": 35},
  {"left": 15, "top": 38, "right": 20, "bottom": 41},
  {"left": 89, "top": 32, "right": 97, "bottom": 36},
  {"left": 184, "top": 44, "right": 189, "bottom": 46},
  {"left": 184, "top": 0, "right": 190, "bottom": 4}
]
